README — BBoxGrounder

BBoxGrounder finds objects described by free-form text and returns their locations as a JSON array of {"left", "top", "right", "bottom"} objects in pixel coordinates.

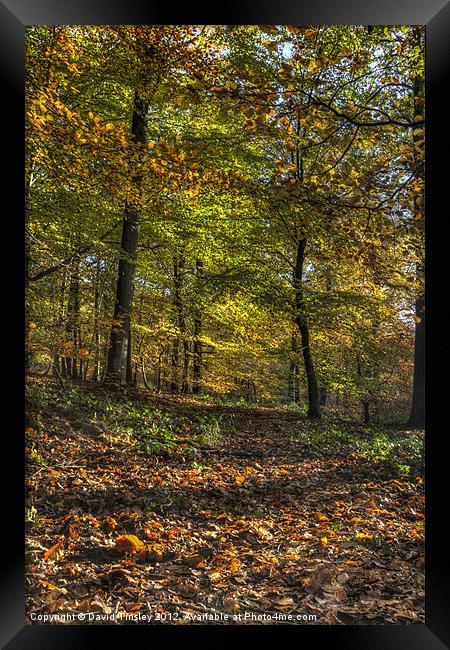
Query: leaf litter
[{"left": 26, "top": 376, "right": 424, "bottom": 625}]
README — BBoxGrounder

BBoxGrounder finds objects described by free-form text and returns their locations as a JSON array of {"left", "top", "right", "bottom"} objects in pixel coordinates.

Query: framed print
[{"left": 1, "top": 0, "right": 449, "bottom": 647}]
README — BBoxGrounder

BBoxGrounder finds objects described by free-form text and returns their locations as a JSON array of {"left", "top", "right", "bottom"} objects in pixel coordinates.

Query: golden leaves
[
  {"left": 115, "top": 534, "right": 146, "bottom": 553},
  {"left": 242, "top": 118, "right": 257, "bottom": 131}
]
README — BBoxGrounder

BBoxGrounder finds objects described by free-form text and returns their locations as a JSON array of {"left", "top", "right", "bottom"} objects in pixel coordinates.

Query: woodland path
[{"left": 26, "top": 377, "right": 424, "bottom": 625}]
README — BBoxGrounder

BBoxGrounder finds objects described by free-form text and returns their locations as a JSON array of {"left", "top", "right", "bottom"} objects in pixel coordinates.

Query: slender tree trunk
[
  {"left": 156, "top": 345, "right": 163, "bottom": 392},
  {"left": 126, "top": 321, "right": 133, "bottom": 384},
  {"left": 106, "top": 90, "right": 148, "bottom": 383},
  {"left": 192, "top": 259, "right": 203, "bottom": 394},
  {"left": 408, "top": 62, "right": 425, "bottom": 429},
  {"left": 141, "top": 354, "right": 150, "bottom": 389},
  {"left": 52, "top": 270, "right": 66, "bottom": 379},
  {"left": 63, "top": 259, "right": 80, "bottom": 379},
  {"left": 171, "top": 339, "right": 180, "bottom": 393},
  {"left": 173, "top": 254, "right": 191, "bottom": 393},
  {"left": 293, "top": 238, "right": 321, "bottom": 419},
  {"left": 69, "top": 258, "right": 81, "bottom": 380},
  {"left": 91, "top": 259, "right": 102, "bottom": 382},
  {"left": 408, "top": 296, "right": 425, "bottom": 427}
]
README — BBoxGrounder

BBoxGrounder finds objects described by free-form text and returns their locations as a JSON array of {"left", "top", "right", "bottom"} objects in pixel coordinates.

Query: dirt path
[{"left": 26, "top": 381, "right": 424, "bottom": 625}]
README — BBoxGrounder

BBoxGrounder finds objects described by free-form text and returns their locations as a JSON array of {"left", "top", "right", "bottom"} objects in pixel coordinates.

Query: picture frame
[{"left": 2, "top": 0, "right": 448, "bottom": 646}]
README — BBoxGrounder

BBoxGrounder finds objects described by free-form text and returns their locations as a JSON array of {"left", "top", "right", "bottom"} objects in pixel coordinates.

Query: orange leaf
[{"left": 44, "top": 541, "right": 63, "bottom": 561}]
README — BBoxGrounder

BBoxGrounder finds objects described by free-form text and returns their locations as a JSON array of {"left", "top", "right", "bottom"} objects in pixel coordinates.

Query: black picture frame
[{"left": 2, "top": 0, "right": 449, "bottom": 647}]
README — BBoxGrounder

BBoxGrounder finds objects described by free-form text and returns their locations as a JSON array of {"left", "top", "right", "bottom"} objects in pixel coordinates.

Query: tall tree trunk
[
  {"left": 106, "top": 91, "right": 148, "bottom": 382},
  {"left": 192, "top": 259, "right": 204, "bottom": 394},
  {"left": 171, "top": 338, "right": 180, "bottom": 393},
  {"left": 62, "top": 258, "right": 80, "bottom": 379},
  {"left": 91, "top": 259, "right": 102, "bottom": 382},
  {"left": 293, "top": 238, "right": 321, "bottom": 419},
  {"left": 70, "top": 257, "right": 81, "bottom": 380},
  {"left": 408, "top": 55, "right": 425, "bottom": 429},
  {"left": 173, "top": 254, "right": 190, "bottom": 394},
  {"left": 409, "top": 296, "right": 425, "bottom": 427},
  {"left": 126, "top": 321, "right": 133, "bottom": 384}
]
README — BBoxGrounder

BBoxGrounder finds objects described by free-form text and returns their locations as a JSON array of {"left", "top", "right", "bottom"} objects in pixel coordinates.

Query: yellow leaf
[
  {"left": 229, "top": 557, "right": 241, "bottom": 571},
  {"left": 147, "top": 543, "right": 163, "bottom": 557},
  {"left": 115, "top": 534, "right": 146, "bottom": 553},
  {"left": 235, "top": 475, "right": 246, "bottom": 484},
  {"left": 39, "top": 580, "right": 62, "bottom": 591},
  {"left": 243, "top": 118, "right": 257, "bottom": 131},
  {"left": 355, "top": 532, "right": 373, "bottom": 539}
]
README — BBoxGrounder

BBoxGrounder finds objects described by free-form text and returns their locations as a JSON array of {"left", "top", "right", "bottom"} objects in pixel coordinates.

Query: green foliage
[
  {"left": 196, "top": 415, "right": 223, "bottom": 448},
  {"left": 28, "top": 443, "right": 47, "bottom": 466},
  {"left": 25, "top": 25, "right": 424, "bottom": 421},
  {"left": 25, "top": 505, "right": 44, "bottom": 530},
  {"left": 292, "top": 425, "right": 423, "bottom": 476}
]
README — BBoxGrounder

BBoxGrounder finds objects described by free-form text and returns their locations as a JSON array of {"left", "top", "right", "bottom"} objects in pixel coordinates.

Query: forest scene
[{"left": 25, "top": 25, "right": 425, "bottom": 625}]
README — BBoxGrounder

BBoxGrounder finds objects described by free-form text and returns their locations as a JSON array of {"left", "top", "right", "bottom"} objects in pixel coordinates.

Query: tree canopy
[{"left": 25, "top": 24, "right": 425, "bottom": 425}]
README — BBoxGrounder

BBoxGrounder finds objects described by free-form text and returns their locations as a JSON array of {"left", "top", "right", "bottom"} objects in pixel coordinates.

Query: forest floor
[{"left": 25, "top": 376, "right": 424, "bottom": 625}]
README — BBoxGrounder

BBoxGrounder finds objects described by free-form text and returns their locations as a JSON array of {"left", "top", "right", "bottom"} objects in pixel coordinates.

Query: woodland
[{"left": 25, "top": 25, "right": 425, "bottom": 625}]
